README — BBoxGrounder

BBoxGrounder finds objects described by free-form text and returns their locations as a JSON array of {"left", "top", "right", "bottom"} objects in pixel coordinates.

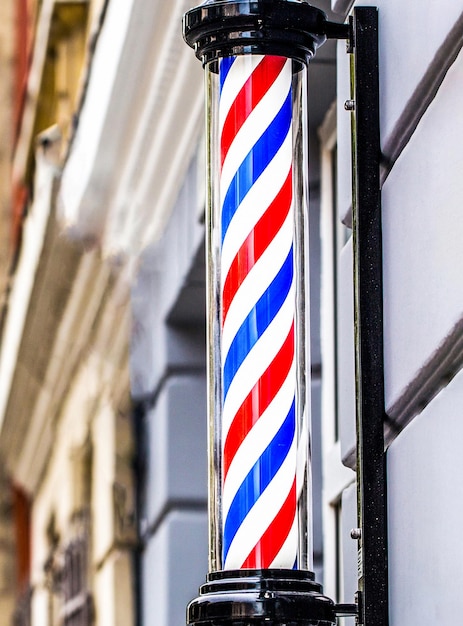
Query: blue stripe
[
  {"left": 220, "top": 56, "right": 235, "bottom": 94},
  {"left": 221, "top": 88, "right": 292, "bottom": 244},
  {"left": 223, "top": 246, "right": 293, "bottom": 400},
  {"left": 223, "top": 399, "right": 296, "bottom": 564}
]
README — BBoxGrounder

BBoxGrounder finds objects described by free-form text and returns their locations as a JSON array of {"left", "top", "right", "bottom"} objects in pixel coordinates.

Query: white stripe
[
  {"left": 219, "top": 55, "right": 264, "bottom": 130},
  {"left": 221, "top": 208, "right": 293, "bottom": 358},
  {"left": 222, "top": 282, "right": 295, "bottom": 437},
  {"left": 269, "top": 516, "right": 298, "bottom": 568},
  {"left": 221, "top": 133, "right": 292, "bottom": 277},
  {"left": 222, "top": 359, "right": 296, "bottom": 520},
  {"left": 220, "top": 63, "right": 292, "bottom": 198},
  {"left": 223, "top": 436, "right": 297, "bottom": 570}
]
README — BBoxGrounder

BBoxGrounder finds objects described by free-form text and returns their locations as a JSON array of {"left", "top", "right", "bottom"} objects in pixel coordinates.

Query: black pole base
[{"left": 187, "top": 569, "right": 336, "bottom": 626}]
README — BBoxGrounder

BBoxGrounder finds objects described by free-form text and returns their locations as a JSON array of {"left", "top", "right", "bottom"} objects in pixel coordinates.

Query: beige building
[
  {"left": 0, "top": 2, "right": 136, "bottom": 626},
  {"left": 0, "top": 0, "right": 18, "bottom": 622}
]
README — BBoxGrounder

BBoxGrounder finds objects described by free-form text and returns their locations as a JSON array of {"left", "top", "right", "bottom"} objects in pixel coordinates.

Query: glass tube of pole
[{"left": 204, "top": 53, "right": 313, "bottom": 574}]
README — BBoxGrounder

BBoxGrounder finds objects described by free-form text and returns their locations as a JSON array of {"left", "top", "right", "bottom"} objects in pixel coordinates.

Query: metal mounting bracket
[{"left": 349, "top": 7, "right": 389, "bottom": 626}]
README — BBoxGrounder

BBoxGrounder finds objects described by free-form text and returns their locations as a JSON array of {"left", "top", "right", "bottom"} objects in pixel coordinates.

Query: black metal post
[{"left": 350, "top": 7, "right": 389, "bottom": 626}]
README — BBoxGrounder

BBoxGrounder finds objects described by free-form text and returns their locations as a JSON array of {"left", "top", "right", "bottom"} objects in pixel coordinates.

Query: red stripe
[
  {"left": 220, "top": 56, "right": 287, "bottom": 166},
  {"left": 241, "top": 478, "right": 296, "bottom": 568},
  {"left": 222, "top": 167, "right": 292, "bottom": 325},
  {"left": 223, "top": 323, "right": 294, "bottom": 480}
]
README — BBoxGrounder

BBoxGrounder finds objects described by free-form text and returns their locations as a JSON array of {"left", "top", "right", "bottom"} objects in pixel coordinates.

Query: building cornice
[
  {"left": 0, "top": 144, "right": 131, "bottom": 492},
  {"left": 59, "top": 0, "right": 204, "bottom": 258}
]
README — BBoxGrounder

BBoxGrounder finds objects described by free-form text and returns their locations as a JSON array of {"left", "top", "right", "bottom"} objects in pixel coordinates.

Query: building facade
[
  {"left": 1, "top": 1, "right": 462, "bottom": 626},
  {"left": 330, "top": 1, "right": 463, "bottom": 622},
  {"left": 0, "top": 3, "right": 136, "bottom": 626}
]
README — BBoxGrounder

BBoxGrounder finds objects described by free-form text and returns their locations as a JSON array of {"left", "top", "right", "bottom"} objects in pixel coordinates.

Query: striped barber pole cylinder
[
  {"left": 221, "top": 54, "right": 297, "bottom": 570},
  {"left": 183, "top": 5, "right": 338, "bottom": 623},
  {"left": 205, "top": 53, "right": 312, "bottom": 574}
]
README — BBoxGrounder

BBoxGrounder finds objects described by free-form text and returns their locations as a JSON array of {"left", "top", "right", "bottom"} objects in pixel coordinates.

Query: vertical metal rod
[{"left": 351, "top": 7, "right": 389, "bottom": 626}]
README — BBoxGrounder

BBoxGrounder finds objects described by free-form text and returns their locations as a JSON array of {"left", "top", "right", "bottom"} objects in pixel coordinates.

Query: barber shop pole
[
  {"left": 203, "top": 50, "right": 314, "bottom": 574},
  {"left": 183, "top": 2, "right": 344, "bottom": 624},
  {"left": 220, "top": 54, "right": 299, "bottom": 572}
]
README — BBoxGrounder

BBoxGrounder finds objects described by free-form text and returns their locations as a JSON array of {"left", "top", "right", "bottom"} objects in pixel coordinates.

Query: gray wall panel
[
  {"left": 145, "top": 374, "right": 207, "bottom": 530},
  {"left": 387, "top": 367, "right": 463, "bottom": 624},
  {"left": 142, "top": 511, "right": 208, "bottom": 626}
]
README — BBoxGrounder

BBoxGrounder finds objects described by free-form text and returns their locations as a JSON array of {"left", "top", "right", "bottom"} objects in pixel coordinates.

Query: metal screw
[
  {"left": 350, "top": 527, "right": 362, "bottom": 540},
  {"left": 344, "top": 99, "right": 356, "bottom": 111}
]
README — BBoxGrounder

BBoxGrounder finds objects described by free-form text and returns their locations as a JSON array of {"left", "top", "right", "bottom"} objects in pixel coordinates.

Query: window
[
  {"left": 61, "top": 536, "right": 93, "bottom": 626},
  {"left": 12, "top": 588, "right": 32, "bottom": 626}
]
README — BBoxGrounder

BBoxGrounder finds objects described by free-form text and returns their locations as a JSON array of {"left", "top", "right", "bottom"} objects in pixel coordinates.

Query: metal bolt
[
  {"left": 344, "top": 99, "right": 356, "bottom": 111},
  {"left": 350, "top": 527, "right": 362, "bottom": 540}
]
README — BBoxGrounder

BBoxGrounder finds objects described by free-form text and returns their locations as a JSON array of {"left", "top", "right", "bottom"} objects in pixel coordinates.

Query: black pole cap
[
  {"left": 187, "top": 569, "right": 336, "bottom": 626},
  {"left": 182, "top": 0, "right": 329, "bottom": 66}
]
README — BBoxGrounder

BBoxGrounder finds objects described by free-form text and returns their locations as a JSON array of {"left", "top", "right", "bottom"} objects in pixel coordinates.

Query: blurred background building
[
  {"left": 0, "top": 2, "right": 136, "bottom": 626},
  {"left": 0, "top": 1, "right": 462, "bottom": 626}
]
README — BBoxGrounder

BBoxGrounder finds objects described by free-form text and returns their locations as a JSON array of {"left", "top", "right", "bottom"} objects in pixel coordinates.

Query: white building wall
[
  {"left": 382, "top": 45, "right": 463, "bottom": 424},
  {"left": 387, "top": 366, "right": 463, "bottom": 623},
  {"left": 334, "top": 1, "right": 463, "bottom": 623}
]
